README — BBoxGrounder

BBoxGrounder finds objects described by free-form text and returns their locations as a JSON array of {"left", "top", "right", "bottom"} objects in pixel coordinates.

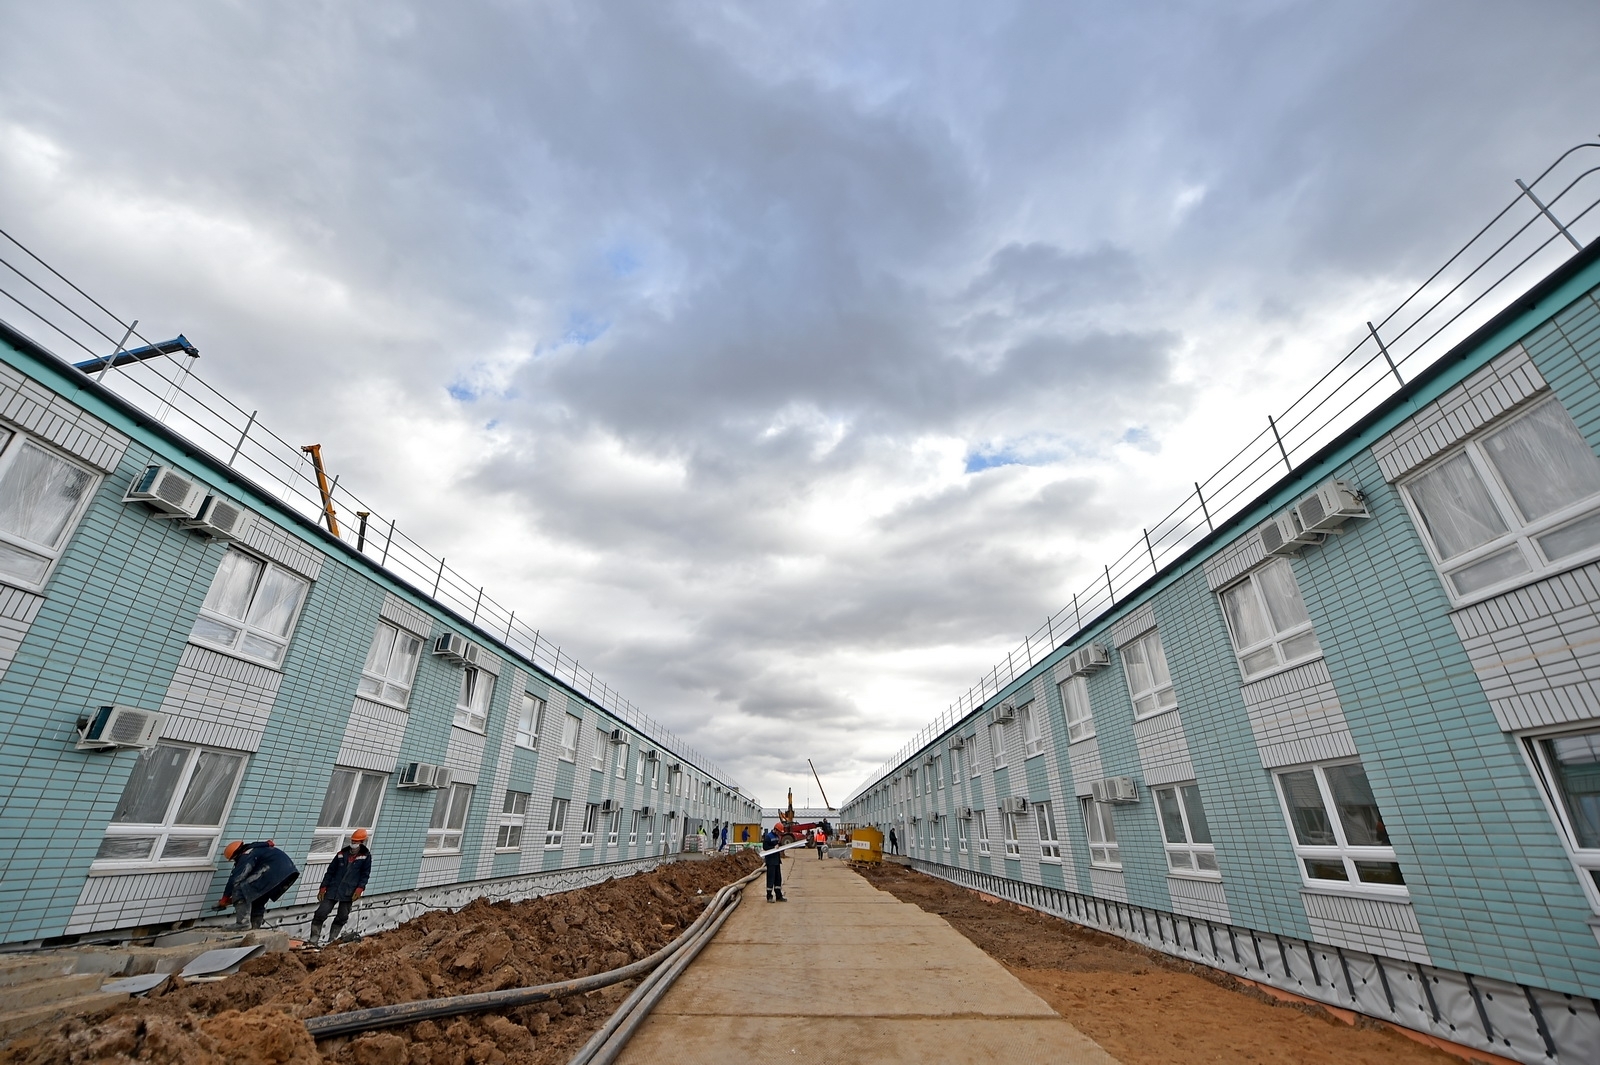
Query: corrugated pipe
[{"left": 303, "top": 866, "right": 763, "bottom": 1042}]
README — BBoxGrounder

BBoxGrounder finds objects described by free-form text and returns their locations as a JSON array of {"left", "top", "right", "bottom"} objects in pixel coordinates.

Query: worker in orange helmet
[
  {"left": 308, "top": 828, "right": 373, "bottom": 947},
  {"left": 216, "top": 839, "right": 299, "bottom": 929}
]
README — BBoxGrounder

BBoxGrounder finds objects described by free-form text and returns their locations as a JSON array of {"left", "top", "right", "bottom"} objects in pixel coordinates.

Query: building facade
[
  {"left": 0, "top": 320, "right": 757, "bottom": 947},
  {"left": 843, "top": 242, "right": 1600, "bottom": 1061}
]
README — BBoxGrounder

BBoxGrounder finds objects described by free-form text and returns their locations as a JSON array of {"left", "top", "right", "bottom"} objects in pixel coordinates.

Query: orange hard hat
[
  {"left": 350, "top": 828, "right": 369, "bottom": 842},
  {"left": 223, "top": 840, "right": 244, "bottom": 860}
]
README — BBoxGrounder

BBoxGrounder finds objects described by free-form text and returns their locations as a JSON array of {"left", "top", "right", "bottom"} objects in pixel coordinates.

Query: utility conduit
[{"left": 303, "top": 866, "right": 765, "bottom": 1041}]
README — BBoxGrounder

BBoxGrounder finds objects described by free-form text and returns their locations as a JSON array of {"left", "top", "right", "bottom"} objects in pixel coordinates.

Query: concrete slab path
[{"left": 617, "top": 853, "right": 1119, "bottom": 1065}]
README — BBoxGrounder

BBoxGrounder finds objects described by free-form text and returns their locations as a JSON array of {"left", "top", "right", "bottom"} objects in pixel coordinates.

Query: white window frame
[
  {"left": 93, "top": 742, "right": 247, "bottom": 870},
  {"left": 426, "top": 783, "right": 474, "bottom": 854},
  {"left": 581, "top": 803, "right": 599, "bottom": 847},
  {"left": 514, "top": 693, "right": 544, "bottom": 749},
  {"left": 358, "top": 620, "right": 424, "bottom": 709},
  {"left": 1152, "top": 783, "right": 1218, "bottom": 879},
  {"left": 635, "top": 752, "right": 646, "bottom": 784},
  {"left": 189, "top": 547, "right": 311, "bottom": 667},
  {"left": 644, "top": 815, "right": 655, "bottom": 847},
  {"left": 949, "top": 744, "right": 963, "bottom": 780},
  {"left": 497, "top": 790, "right": 529, "bottom": 851},
  {"left": 628, "top": 811, "right": 640, "bottom": 846},
  {"left": 1273, "top": 760, "right": 1406, "bottom": 896},
  {"left": 957, "top": 816, "right": 969, "bottom": 853},
  {"left": 1020, "top": 701, "right": 1044, "bottom": 757},
  {"left": 1219, "top": 558, "right": 1323, "bottom": 681},
  {"left": 607, "top": 809, "right": 621, "bottom": 847},
  {"left": 968, "top": 736, "right": 981, "bottom": 777},
  {"left": 545, "top": 797, "right": 569, "bottom": 848},
  {"left": 1003, "top": 811, "right": 1021, "bottom": 858},
  {"left": 649, "top": 756, "right": 660, "bottom": 789},
  {"left": 975, "top": 810, "right": 990, "bottom": 856},
  {"left": 310, "top": 767, "right": 387, "bottom": 858},
  {"left": 0, "top": 429, "right": 98, "bottom": 592},
  {"left": 932, "top": 754, "right": 943, "bottom": 790},
  {"left": 1082, "top": 797, "right": 1120, "bottom": 869},
  {"left": 615, "top": 740, "right": 629, "bottom": 778},
  {"left": 1034, "top": 800, "right": 1061, "bottom": 861},
  {"left": 940, "top": 816, "right": 950, "bottom": 852},
  {"left": 1524, "top": 725, "right": 1600, "bottom": 912},
  {"left": 592, "top": 729, "right": 607, "bottom": 771},
  {"left": 1121, "top": 629, "right": 1177, "bottom": 720},
  {"left": 1058, "top": 675, "right": 1094, "bottom": 743},
  {"left": 558, "top": 714, "right": 581, "bottom": 762},
  {"left": 989, "top": 722, "right": 1007, "bottom": 770},
  {"left": 1400, "top": 395, "right": 1600, "bottom": 606},
  {"left": 453, "top": 666, "right": 494, "bottom": 733}
]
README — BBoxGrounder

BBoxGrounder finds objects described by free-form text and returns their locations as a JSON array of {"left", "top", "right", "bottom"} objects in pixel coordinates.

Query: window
[
  {"left": 975, "top": 810, "right": 990, "bottom": 856},
  {"left": 1003, "top": 811, "right": 1021, "bottom": 858},
  {"left": 1275, "top": 762, "right": 1404, "bottom": 892},
  {"left": 592, "top": 730, "right": 607, "bottom": 771},
  {"left": 94, "top": 743, "right": 246, "bottom": 866},
  {"left": 1403, "top": 396, "right": 1600, "bottom": 601},
  {"left": 426, "top": 783, "right": 474, "bottom": 853},
  {"left": 607, "top": 809, "right": 621, "bottom": 846},
  {"left": 581, "top": 803, "right": 599, "bottom": 847},
  {"left": 649, "top": 757, "right": 659, "bottom": 789},
  {"left": 1082, "top": 798, "right": 1120, "bottom": 869},
  {"left": 559, "top": 715, "right": 580, "bottom": 762},
  {"left": 969, "top": 736, "right": 981, "bottom": 776},
  {"left": 635, "top": 752, "right": 646, "bottom": 784},
  {"left": 0, "top": 431, "right": 95, "bottom": 590},
  {"left": 1121, "top": 629, "right": 1177, "bottom": 719},
  {"left": 311, "top": 768, "right": 386, "bottom": 856},
  {"left": 1220, "top": 559, "right": 1322, "bottom": 680},
  {"left": 358, "top": 621, "right": 423, "bottom": 707},
  {"left": 615, "top": 740, "right": 629, "bottom": 778},
  {"left": 940, "top": 817, "right": 950, "bottom": 852},
  {"left": 1154, "top": 784, "right": 1217, "bottom": 877},
  {"left": 1058, "top": 676, "right": 1094, "bottom": 743},
  {"left": 1529, "top": 728, "right": 1600, "bottom": 903},
  {"left": 545, "top": 797, "right": 569, "bottom": 848},
  {"left": 628, "top": 811, "right": 640, "bottom": 846},
  {"left": 931, "top": 756, "right": 942, "bottom": 791},
  {"left": 907, "top": 767, "right": 916, "bottom": 797},
  {"left": 989, "top": 722, "right": 1007, "bottom": 770},
  {"left": 497, "top": 790, "right": 529, "bottom": 850},
  {"left": 515, "top": 694, "right": 544, "bottom": 749},
  {"left": 451, "top": 667, "right": 494, "bottom": 732},
  {"left": 1020, "top": 702, "right": 1043, "bottom": 757},
  {"left": 1034, "top": 801, "right": 1061, "bottom": 861},
  {"left": 190, "top": 548, "right": 310, "bottom": 666},
  {"left": 643, "top": 816, "right": 655, "bottom": 847},
  {"left": 949, "top": 744, "right": 963, "bottom": 780},
  {"left": 957, "top": 816, "right": 969, "bottom": 853}
]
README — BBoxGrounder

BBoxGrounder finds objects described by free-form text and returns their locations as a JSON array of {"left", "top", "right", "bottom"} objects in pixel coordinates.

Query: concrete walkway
[{"left": 617, "top": 853, "right": 1119, "bottom": 1064}]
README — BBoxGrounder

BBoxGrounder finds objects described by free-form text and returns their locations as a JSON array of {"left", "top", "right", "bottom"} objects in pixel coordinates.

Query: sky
[{"left": 2, "top": 0, "right": 1599, "bottom": 808}]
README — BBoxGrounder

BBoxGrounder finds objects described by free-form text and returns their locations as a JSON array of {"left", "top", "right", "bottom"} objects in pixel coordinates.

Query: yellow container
[
  {"left": 849, "top": 826, "right": 884, "bottom": 863},
  {"left": 729, "top": 823, "right": 763, "bottom": 850}
]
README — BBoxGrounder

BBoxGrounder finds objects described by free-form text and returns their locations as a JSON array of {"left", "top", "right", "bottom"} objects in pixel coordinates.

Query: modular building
[
  {"left": 844, "top": 175, "right": 1600, "bottom": 1060},
  {"left": 0, "top": 317, "right": 758, "bottom": 948}
]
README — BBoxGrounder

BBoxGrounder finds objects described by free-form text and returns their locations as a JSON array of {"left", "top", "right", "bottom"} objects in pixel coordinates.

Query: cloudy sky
[{"left": 3, "top": 1, "right": 1599, "bottom": 806}]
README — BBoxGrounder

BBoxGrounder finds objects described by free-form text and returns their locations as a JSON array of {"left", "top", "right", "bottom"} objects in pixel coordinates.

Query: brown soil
[
  {"left": 1, "top": 853, "right": 760, "bottom": 1065},
  {"left": 854, "top": 862, "right": 1473, "bottom": 1065}
]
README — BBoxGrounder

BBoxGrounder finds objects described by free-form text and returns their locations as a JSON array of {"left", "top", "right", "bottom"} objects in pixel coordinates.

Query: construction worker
[
  {"left": 888, "top": 826, "right": 899, "bottom": 855},
  {"left": 761, "top": 827, "right": 786, "bottom": 902},
  {"left": 815, "top": 824, "right": 827, "bottom": 859},
  {"left": 719, "top": 823, "right": 728, "bottom": 851},
  {"left": 308, "top": 828, "right": 372, "bottom": 947},
  {"left": 216, "top": 839, "right": 299, "bottom": 930}
]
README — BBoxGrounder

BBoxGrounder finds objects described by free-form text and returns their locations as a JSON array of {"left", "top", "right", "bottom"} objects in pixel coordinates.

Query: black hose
[{"left": 303, "top": 866, "right": 762, "bottom": 1040}]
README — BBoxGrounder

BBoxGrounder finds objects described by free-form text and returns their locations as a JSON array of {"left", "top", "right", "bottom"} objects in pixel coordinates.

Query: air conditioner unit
[
  {"left": 1296, "top": 479, "right": 1368, "bottom": 533},
  {"left": 398, "top": 762, "right": 446, "bottom": 789},
  {"left": 1090, "top": 776, "right": 1139, "bottom": 804},
  {"left": 181, "top": 495, "right": 254, "bottom": 541},
  {"left": 999, "top": 796, "right": 1028, "bottom": 815},
  {"left": 640, "top": 806, "right": 655, "bottom": 817},
  {"left": 432, "top": 633, "right": 482, "bottom": 666},
  {"left": 667, "top": 762, "right": 681, "bottom": 774},
  {"left": 124, "top": 464, "right": 206, "bottom": 518},
  {"left": 909, "top": 813, "right": 921, "bottom": 823},
  {"left": 1258, "top": 510, "right": 1321, "bottom": 558},
  {"left": 608, "top": 729, "right": 626, "bottom": 744},
  {"left": 646, "top": 750, "right": 660, "bottom": 762},
  {"left": 601, "top": 799, "right": 618, "bottom": 814},
  {"left": 959, "top": 807, "right": 974, "bottom": 820},
  {"left": 991, "top": 701, "right": 1017, "bottom": 724},
  {"left": 948, "top": 735, "right": 966, "bottom": 750},
  {"left": 930, "top": 811, "right": 943, "bottom": 822},
  {"left": 76, "top": 705, "right": 165, "bottom": 750},
  {"left": 1069, "top": 643, "right": 1111, "bottom": 676}
]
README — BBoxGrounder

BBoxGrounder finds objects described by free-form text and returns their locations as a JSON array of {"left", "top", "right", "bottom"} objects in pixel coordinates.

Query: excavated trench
[{"left": 0, "top": 852, "right": 761, "bottom": 1065}]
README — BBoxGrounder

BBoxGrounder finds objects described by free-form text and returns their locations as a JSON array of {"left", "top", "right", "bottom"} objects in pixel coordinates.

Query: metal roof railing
[
  {"left": 0, "top": 228, "right": 742, "bottom": 796},
  {"left": 844, "top": 142, "right": 1600, "bottom": 807}
]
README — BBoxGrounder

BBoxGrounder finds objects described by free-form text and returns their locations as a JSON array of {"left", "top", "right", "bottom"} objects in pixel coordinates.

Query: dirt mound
[{"left": 1, "top": 853, "right": 759, "bottom": 1065}]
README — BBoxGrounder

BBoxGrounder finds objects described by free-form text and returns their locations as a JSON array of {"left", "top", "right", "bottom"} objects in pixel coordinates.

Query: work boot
[
  {"left": 307, "top": 922, "right": 324, "bottom": 947},
  {"left": 775, "top": 891, "right": 787, "bottom": 902},
  {"left": 766, "top": 891, "right": 774, "bottom": 902},
  {"left": 329, "top": 922, "right": 346, "bottom": 942}
]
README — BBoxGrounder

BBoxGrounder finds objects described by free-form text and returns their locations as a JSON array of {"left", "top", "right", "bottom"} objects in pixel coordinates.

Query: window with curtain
[
  {"left": 359, "top": 621, "right": 423, "bottom": 707},
  {"left": 1219, "top": 558, "right": 1322, "bottom": 680},
  {"left": 0, "top": 429, "right": 96, "bottom": 590},
  {"left": 190, "top": 548, "right": 310, "bottom": 666},
  {"left": 311, "top": 768, "right": 386, "bottom": 856},
  {"left": 1059, "top": 675, "right": 1095, "bottom": 743},
  {"left": 1121, "top": 629, "right": 1178, "bottom": 719},
  {"left": 1530, "top": 728, "right": 1600, "bottom": 907},
  {"left": 94, "top": 743, "right": 246, "bottom": 867}
]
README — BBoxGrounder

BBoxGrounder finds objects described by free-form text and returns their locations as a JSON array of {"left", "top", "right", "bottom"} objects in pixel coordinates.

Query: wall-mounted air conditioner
[
  {"left": 930, "top": 811, "right": 944, "bottom": 822},
  {"left": 1258, "top": 510, "right": 1321, "bottom": 558},
  {"left": 991, "top": 701, "right": 1017, "bottom": 724},
  {"left": 646, "top": 750, "right": 660, "bottom": 762},
  {"left": 398, "top": 762, "right": 448, "bottom": 789},
  {"left": 1296, "top": 479, "right": 1368, "bottom": 533},
  {"left": 1068, "top": 643, "right": 1110, "bottom": 676},
  {"left": 948, "top": 735, "right": 966, "bottom": 750},
  {"left": 667, "top": 762, "right": 682, "bottom": 774},
  {"left": 76, "top": 705, "right": 165, "bottom": 750},
  {"left": 124, "top": 465, "right": 206, "bottom": 518},
  {"left": 432, "top": 633, "right": 481, "bottom": 666},
  {"left": 600, "top": 799, "right": 618, "bottom": 814},
  {"left": 639, "top": 806, "right": 655, "bottom": 817},
  {"left": 181, "top": 495, "right": 254, "bottom": 541},
  {"left": 608, "top": 728, "right": 626, "bottom": 744},
  {"left": 959, "top": 807, "right": 974, "bottom": 820},
  {"left": 1090, "top": 777, "right": 1139, "bottom": 804},
  {"left": 909, "top": 813, "right": 921, "bottom": 823},
  {"left": 998, "top": 796, "right": 1028, "bottom": 815}
]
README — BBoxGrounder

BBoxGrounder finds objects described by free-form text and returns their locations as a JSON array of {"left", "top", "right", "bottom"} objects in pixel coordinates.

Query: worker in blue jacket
[
  {"left": 761, "top": 828, "right": 787, "bottom": 903},
  {"left": 216, "top": 839, "right": 300, "bottom": 929},
  {"left": 308, "top": 827, "right": 372, "bottom": 947}
]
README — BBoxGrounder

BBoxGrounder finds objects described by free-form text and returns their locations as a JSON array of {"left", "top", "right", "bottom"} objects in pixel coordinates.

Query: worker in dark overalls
[{"left": 762, "top": 828, "right": 787, "bottom": 903}]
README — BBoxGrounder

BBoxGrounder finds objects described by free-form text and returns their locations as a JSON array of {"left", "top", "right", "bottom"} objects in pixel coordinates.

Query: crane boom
[{"left": 808, "top": 759, "right": 833, "bottom": 811}]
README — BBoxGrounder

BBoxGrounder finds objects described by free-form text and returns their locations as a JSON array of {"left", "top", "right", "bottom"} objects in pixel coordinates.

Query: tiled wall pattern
[
  {"left": 1237, "top": 659, "right": 1358, "bottom": 769},
  {"left": 157, "top": 643, "right": 283, "bottom": 752},
  {"left": 0, "top": 359, "right": 129, "bottom": 473}
]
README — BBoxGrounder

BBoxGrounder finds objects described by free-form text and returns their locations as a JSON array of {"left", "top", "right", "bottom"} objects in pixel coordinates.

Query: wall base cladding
[
  {"left": 1168, "top": 875, "right": 1231, "bottom": 923},
  {"left": 1238, "top": 658, "right": 1360, "bottom": 770},
  {"left": 1301, "top": 890, "right": 1431, "bottom": 965},
  {"left": 909, "top": 859, "right": 1597, "bottom": 1065},
  {"left": 158, "top": 643, "right": 283, "bottom": 753},
  {"left": 1452, "top": 561, "right": 1600, "bottom": 733},
  {"left": 64, "top": 870, "right": 215, "bottom": 934}
]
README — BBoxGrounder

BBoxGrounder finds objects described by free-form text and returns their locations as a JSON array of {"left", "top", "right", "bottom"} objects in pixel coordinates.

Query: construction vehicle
[{"left": 772, "top": 783, "right": 834, "bottom": 846}]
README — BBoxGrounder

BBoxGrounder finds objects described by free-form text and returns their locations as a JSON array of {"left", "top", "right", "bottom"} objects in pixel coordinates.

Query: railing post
[
  {"left": 1516, "top": 178, "right": 1584, "bottom": 250},
  {"left": 1073, "top": 593, "right": 1081, "bottom": 632},
  {"left": 1268, "top": 415, "right": 1291, "bottom": 473},
  {"left": 432, "top": 557, "right": 446, "bottom": 597},
  {"left": 228, "top": 410, "right": 257, "bottom": 467},
  {"left": 1144, "top": 528, "right": 1157, "bottom": 573},
  {"left": 1367, "top": 322, "right": 1405, "bottom": 387},
  {"left": 1105, "top": 565, "right": 1114, "bottom": 604},
  {"left": 504, "top": 609, "right": 515, "bottom": 642},
  {"left": 471, "top": 587, "right": 483, "bottom": 625},
  {"left": 1195, "top": 483, "right": 1213, "bottom": 533}
]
